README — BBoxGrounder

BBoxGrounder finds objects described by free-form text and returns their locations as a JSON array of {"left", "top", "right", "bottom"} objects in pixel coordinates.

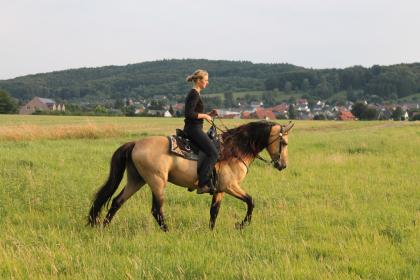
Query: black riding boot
[{"left": 196, "top": 169, "right": 217, "bottom": 195}]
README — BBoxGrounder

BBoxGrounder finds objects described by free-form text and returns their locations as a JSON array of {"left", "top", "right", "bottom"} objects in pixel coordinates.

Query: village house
[
  {"left": 267, "top": 103, "right": 288, "bottom": 119},
  {"left": 172, "top": 103, "right": 185, "bottom": 117},
  {"left": 218, "top": 108, "right": 241, "bottom": 119},
  {"left": 251, "top": 108, "right": 276, "bottom": 120},
  {"left": 19, "top": 97, "right": 65, "bottom": 115},
  {"left": 312, "top": 100, "right": 325, "bottom": 113},
  {"left": 250, "top": 101, "right": 264, "bottom": 109},
  {"left": 296, "top": 99, "right": 310, "bottom": 112}
]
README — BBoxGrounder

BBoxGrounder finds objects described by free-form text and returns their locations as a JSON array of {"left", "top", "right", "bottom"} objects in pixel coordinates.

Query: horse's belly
[{"left": 168, "top": 157, "right": 198, "bottom": 188}]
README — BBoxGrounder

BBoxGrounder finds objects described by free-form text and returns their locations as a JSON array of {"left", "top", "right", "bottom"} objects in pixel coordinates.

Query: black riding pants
[{"left": 184, "top": 124, "right": 218, "bottom": 187}]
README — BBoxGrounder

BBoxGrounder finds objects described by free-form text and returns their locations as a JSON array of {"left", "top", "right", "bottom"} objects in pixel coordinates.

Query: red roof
[
  {"left": 241, "top": 112, "right": 251, "bottom": 119},
  {"left": 337, "top": 110, "right": 356, "bottom": 120},
  {"left": 173, "top": 103, "right": 184, "bottom": 110},
  {"left": 268, "top": 104, "right": 289, "bottom": 113},
  {"left": 253, "top": 108, "right": 276, "bottom": 120}
]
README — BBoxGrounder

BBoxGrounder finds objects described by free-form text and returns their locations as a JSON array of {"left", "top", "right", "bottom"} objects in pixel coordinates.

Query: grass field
[{"left": 0, "top": 115, "right": 419, "bottom": 279}]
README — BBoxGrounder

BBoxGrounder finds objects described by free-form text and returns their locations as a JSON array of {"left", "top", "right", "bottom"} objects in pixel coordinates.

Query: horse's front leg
[
  {"left": 226, "top": 185, "right": 254, "bottom": 229},
  {"left": 209, "top": 192, "right": 225, "bottom": 230}
]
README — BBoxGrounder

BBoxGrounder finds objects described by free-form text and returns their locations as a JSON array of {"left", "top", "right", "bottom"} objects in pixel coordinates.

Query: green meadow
[{"left": 0, "top": 115, "right": 419, "bottom": 279}]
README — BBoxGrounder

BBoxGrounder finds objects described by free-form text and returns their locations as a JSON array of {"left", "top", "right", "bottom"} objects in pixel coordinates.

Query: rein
[
  {"left": 208, "top": 117, "right": 228, "bottom": 134},
  {"left": 236, "top": 131, "right": 286, "bottom": 172}
]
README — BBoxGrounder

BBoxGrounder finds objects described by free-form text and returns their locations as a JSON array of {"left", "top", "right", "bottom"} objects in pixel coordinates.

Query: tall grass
[{"left": 0, "top": 115, "right": 419, "bottom": 279}]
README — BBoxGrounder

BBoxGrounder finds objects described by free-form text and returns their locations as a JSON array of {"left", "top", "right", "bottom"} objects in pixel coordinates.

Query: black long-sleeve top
[{"left": 184, "top": 89, "right": 204, "bottom": 126}]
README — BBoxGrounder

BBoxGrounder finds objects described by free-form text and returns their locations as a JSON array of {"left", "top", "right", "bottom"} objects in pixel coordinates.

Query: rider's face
[{"left": 197, "top": 75, "right": 209, "bottom": 90}]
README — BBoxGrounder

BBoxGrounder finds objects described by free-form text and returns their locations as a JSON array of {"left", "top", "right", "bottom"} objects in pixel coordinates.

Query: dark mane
[{"left": 220, "top": 121, "right": 276, "bottom": 160}]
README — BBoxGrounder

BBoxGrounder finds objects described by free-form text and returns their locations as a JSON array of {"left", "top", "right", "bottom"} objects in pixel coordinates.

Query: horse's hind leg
[
  {"left": 151, "top": 191, "right": 168, "bottom": 232},
  {"left": 145, "top": 176, "right": 169, "bottom": 232},
  {"left": 209, "top": 192, "right": 225, "bottom": 230},
  {"left": 103, "top": 163, "right": 145, "bottom": 226}
]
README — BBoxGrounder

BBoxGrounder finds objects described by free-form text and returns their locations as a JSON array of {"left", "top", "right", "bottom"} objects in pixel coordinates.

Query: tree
[
  {"left": 114, "top": 98, "right": 125, "bottom": 109},
  {"left": 288, "top": 104, "right": 296, "bottom": 119},
  {"left": 262, "top": 91, "right": 276, "bottom": 107},
  {"left": 284, "top": 81, "right": 293, "bottom": 92},
  {"left": 125, "top": 105, "right": 136, "bottom": 116},
  {"left": 301, "top": 78, "right": 310, "bottom": 91},
  {"left": 314, "top": 76, "right": 333, "bottom": 98},
  {"left": 391, "top": 106, "right": 404, "bottom": 121},
  {"left": 363, "top": 107, "right": 378, "bottom": 120},
  {"left": 223, "top": 91, "right": 234, "bottom": 108},
  {"left": 351, "top": 102, "right": 367, "bottom": 119},
  {"left": 94, "top": 105, "right": 107, "bottom": 114},
  {"left": 351, "top": 102, "right": 378, "bottom": 120},
  {"left": 0, "top": 90, "right": 17, "bottom": 114},
  {"left": 169, "top": 104, "right": 175, "bottom": 116},
  {"left": 202, "top": 96, "right": 222, "bottom": 112},
  {"left": 346, "top": 86, "right": 357, "bottom": 102},
  {"left": 149, "top": 100, "right": 165, "bottom": 110}
]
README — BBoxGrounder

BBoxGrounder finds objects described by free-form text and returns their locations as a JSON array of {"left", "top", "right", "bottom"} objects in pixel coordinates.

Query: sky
[{"left": 1, "top": 0, "right": 420, "bottom": 80}]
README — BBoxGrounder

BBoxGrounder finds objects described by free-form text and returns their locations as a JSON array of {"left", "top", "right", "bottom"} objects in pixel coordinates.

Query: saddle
[{"left": 168, "top": 125, "right": 221, "bottom": 193}]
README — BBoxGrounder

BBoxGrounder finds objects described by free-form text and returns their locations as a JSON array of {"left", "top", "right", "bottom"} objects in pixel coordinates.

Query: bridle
[{"left": 255, "top": 125, "right": 288, "bottom": 169}]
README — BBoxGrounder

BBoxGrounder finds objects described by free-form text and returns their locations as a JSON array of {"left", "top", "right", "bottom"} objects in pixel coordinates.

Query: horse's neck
[{"left": 228, "top": 155, "right": 254, "bottom": 178}]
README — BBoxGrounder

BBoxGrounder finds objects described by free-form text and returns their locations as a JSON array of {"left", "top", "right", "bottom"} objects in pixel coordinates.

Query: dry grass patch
[{"left": 0, "top": 124, "right": 123, "bottom": 141}]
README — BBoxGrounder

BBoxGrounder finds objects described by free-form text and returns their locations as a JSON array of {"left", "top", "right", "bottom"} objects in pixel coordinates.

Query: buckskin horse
[{"left": 88, "top": 121, "right": 294, "bottom": 231}]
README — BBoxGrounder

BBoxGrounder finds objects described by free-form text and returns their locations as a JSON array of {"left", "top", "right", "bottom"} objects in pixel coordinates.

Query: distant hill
[
  {"left": 0, "top": 59, "right": 300, "bottom": 102},
  {"left": 0, "top": 59, "right": 419, "bottom": 103}
]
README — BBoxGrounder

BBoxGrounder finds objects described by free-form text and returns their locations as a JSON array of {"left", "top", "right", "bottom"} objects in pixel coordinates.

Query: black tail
[{"left": 88, "top": 142, "right": 136, "bottom": 226}]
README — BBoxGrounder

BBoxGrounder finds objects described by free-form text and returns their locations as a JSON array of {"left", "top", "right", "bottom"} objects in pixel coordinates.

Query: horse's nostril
[{"left": 278, "top": 165, "right": 286, "bottom": 171}]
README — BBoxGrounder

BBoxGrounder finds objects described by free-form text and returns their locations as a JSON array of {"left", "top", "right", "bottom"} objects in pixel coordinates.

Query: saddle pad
[{"left": 167, "top": 136, "right": 199, "bottom": 161}]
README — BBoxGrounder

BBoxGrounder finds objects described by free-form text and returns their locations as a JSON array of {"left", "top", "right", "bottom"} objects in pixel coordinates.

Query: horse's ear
[{"left": 284, "top": 122, "right": 294, "bottom": 133}]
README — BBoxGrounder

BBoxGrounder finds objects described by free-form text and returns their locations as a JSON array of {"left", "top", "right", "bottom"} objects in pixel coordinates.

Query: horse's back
[{"left": 132, "top": 135, "right": 170, "bottom": 162}]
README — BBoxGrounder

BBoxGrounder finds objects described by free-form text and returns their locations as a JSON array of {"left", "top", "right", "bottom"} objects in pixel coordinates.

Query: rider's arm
[{"left": 197, "top": 113, "right": 212, "bottom": 121}]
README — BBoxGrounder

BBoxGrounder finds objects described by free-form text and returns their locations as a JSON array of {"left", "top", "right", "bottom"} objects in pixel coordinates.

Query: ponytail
[{"left": 186, "top": 69, "right": 208, "bottom": 83}]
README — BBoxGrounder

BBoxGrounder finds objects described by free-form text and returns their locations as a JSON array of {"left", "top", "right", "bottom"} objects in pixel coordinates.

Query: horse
[{"left": 88, "top": 120, "right": 294, "bottom": 231}]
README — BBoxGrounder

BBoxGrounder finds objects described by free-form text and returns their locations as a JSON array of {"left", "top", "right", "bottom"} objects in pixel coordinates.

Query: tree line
[
  {"left": 0, "top": 59, "right": 298, "bottom": 103},
  {"left": 265, "top": 64, "right": 420, "bottom": 100},
  {"left": 0, "top": 59, "right": 419, "bottom": 107}
]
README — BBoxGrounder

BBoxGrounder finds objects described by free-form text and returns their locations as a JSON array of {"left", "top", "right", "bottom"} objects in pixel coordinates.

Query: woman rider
[{"left": 183, "top": 69, "right": 218, "bottom": 194}]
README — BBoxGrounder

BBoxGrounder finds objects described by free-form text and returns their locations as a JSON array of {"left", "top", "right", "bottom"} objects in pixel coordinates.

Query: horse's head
[{"left": 266, "top": 122, "right": 294, "bottom": 171}]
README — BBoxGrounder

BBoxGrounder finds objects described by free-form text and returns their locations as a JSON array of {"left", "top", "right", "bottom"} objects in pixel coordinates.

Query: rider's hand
[
  {"left": 208, "top": 109, "right": 219, "bottom": 117},
  {"left": 204, "top": 114, "right": 213, "bottom": 122}
]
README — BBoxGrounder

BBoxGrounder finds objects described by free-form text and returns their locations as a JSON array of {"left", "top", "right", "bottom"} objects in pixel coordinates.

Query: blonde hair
[{"left": 186, "top": 69, "right": 208, "bottom": 83}]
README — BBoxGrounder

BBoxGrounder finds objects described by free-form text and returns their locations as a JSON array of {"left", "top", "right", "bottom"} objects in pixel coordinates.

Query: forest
[{"left": 0, "top": 59, "right": 419, "bottom": 104}]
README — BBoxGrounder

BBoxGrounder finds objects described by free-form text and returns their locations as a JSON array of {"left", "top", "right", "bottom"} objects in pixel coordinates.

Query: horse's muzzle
[{"left": 274, "top": 161, "right": 286, "bottom": 171}]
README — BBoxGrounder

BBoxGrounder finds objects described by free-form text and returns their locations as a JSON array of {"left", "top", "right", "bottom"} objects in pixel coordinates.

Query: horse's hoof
[
  {"left": 235, "top": 222, "right": 244, "bottom": 230},
  {"left": 87, "top": 217, "right": 100, "bottom": 227}
]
